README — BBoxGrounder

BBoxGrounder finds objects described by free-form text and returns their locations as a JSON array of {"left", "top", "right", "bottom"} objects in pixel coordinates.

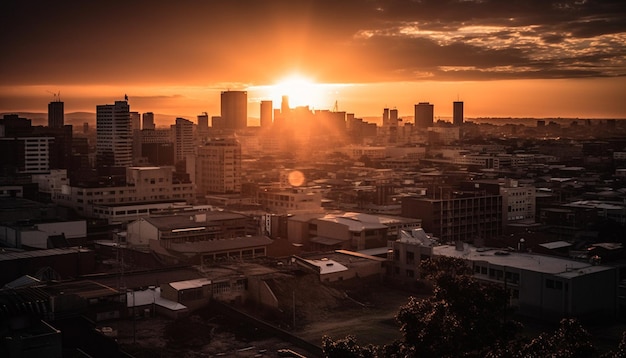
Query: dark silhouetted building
[
  {"left": 415, "top": 102, "right": 434, "bottom": 129},
  {"left": 453, "top": 101, "right": 463, "bottom": 126},
  {"left": 220, "top": 90, "right": 247, "bottom": 130},
  {"left": 48, "top": 100, "right": 64, "bottom": 128},
  {"left": 260, "top": 100, "right": 273, "bottom": 128}
]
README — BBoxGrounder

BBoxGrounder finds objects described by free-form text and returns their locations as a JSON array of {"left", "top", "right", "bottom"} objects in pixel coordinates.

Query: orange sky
[{"left": 1, "top": 1, "right": 625, "bottom": 120}]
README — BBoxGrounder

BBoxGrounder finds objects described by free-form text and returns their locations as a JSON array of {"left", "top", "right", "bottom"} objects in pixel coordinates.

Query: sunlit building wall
[{"left": 195, "top": 138, "right": 241, "bottom": 195}]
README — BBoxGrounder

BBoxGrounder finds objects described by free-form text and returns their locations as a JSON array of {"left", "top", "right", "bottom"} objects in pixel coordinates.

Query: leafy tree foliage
[
  {"left": 322, "top": 256, "right": 621, "bottom": 358},
  {"left": 394, "top": 256, "right": 520, "bottom": 357}
]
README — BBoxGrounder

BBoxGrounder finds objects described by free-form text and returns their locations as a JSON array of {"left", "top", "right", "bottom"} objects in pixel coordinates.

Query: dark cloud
[{"left": 0, "top": 0, "right": 624, "bottom": 85}]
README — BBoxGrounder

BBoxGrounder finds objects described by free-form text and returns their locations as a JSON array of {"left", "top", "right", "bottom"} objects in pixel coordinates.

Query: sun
[{"left": 268, "top": 74, "right": 329, "bottom": 109}]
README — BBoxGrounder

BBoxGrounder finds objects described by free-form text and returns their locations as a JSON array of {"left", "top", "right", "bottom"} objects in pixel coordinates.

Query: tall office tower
[
  {"left": 96, "top": 100, "right": 132, "bottom": 167},
  {"left": 142, "top": 112, "right": 155, "bottom": 130},
  {"left": 390, "top": 109, "right": 399, "bottom": 127},
  {"left": 281, "top": 96, "right": 290, "bottom": 116},
  {"left": 260, "top": 100, "right": 273, "bottom": 128},
  {"left": 130, "top": 112, "right": 140, "bottom": 130},
  {"left": 220, "top": 90, "right": 247, "bottom": 130},
  {"left": 415, "top": 102, "right": 434, "bottom": 129},
  {"left": 196, "top": 138, "right": 241, "bottom": 195},
  {"left": 197, "top": 112, "right": 209, "bottom": 141},
  {"left": 48, "top": 100, "right": 64, "bottom": 128},
  {"left": 173, "top": 117, "right": 194, "bottom": 163},
  {"left": 382, "top": 108, "right": 390, "bottom": 127},
  {"left": 453, "top": 101, "right": 464, "bottom": 126}
]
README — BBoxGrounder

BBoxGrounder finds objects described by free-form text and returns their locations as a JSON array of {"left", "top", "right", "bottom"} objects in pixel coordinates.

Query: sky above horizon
[{"left": 1, "top": 0, "right": 625, "bottom": 120}]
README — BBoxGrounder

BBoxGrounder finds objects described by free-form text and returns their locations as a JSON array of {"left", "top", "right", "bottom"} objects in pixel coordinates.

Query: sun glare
[{"left": 269, "top": 74, "right": 330, "bottom": 109}]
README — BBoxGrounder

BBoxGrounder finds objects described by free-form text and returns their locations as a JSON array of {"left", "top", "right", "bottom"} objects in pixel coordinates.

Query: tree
[{"left": 394, "top": 256, "right": 520, "bottom": 357}]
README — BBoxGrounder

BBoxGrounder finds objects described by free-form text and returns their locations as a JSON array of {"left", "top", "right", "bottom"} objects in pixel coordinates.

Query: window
[{"left": 406, "top": 269, "right": 414, "bottom": 278}]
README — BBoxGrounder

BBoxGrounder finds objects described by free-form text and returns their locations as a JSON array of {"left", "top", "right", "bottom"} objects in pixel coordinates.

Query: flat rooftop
[{"left": 433, "top": 245, "right": 613, "bottom": 277}]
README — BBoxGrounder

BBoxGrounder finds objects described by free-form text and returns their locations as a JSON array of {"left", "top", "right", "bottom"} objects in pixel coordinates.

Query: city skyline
[{"left": 1, "top": 0, "right": 625, "bottom": 119}]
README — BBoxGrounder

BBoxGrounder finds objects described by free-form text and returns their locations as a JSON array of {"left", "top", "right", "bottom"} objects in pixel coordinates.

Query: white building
[{"left": 96, "top": 100, "right": 132, "bottom": 167}]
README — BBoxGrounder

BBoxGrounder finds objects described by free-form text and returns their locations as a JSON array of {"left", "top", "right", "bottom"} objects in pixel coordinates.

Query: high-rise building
[
  {"left": 142, "top": 112, "right": 155, "bottom": 130},
  {"left": 48, "top": 100, "right": 64, "bottom": 128},
  {"left": 453, "top": 101, "right": 464, "bottom": 126},
  {"left": 197, "top": 112, "right": 209, "bottom": 141},
  {"left": 96, "top": 100, "right": 132, "bottom": 167},
  {"left": 281, "top": 96, "right": 290, "bottom": 117},
  {"left": 130, "top": 111, "right": 142, "bottom": 162},
  {"left": 415, "top": 102, "right": 434, "bottom": 129},
  {"left": 195, "top": 138, "right": 241, "bottom": 194},
  {"left": 382, "top": 108, "right": 390, "bottom": 127},
  {"left": 173, "top": 117, "right": 194, "bottom": 163},
  {"left": 220, "top": 91, "right": 247, "bottom": 130},
  {"left": 260, "top": 100, "right": 273, "bottom": 128}
]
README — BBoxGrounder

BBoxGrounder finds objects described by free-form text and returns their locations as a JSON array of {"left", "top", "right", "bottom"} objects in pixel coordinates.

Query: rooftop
[{"left": 433, "top": 245, "right": 613, "bottom": 277}]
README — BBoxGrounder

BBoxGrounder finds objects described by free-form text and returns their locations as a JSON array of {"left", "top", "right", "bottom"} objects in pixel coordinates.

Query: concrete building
[
  {"left": 48, "top": 100, "right": 64, "bottom": 128},
  {"left": 195, "top": 138, "right": 241, "bottom": 195},
  {"left": 440, "top": 244, "right": 617, "bottom": 321},
  {"left": 390, "top": 231, "right": 619, "bottom": 320},
  {"left": 415, "top": 102, "right": 434, "bottom": 129},
  {"left": 96, "top": 100, "right": 132, "bottom": 167},
  {"left": 126, "top": 210, "right": 258, "bottom": 248},
  {"left": 173, "top": 117, "right": 194, "bottom": 163},
  {"left": 0, "top": 137, "right": 53, "bottom": 174},
  {"left": 221, "top": 90, "right": 247, "bottom": 130},
  {"left": 293, "top": 250, "right": 386, "bottom": 282},
  {"left": 260, "top": 100, "right": 273, "bottom": 128},
  {"left": 142, "top": 112, "right": 155, "bottom": 130},
  {"left": 453, "top": 101, "right": 463, "bottom": 126},
  {"left": 51, "top": 166, "right": 194, "bottom": 221},
  {"left": 257, "top": 187, "right": 323, "bottom": 215},
  {"left": 402, "top": 193, "right": 503, "bottom": 243},
  {"left": 288, "top": 211, "right": 421, "bottom": 251}
]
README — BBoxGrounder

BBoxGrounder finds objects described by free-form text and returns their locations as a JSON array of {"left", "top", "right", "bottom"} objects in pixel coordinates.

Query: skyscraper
[
  {"left": 173, "top": 117, "right": 194, "bottom": 163},
  {"left": 96, "top": 100, "right": 132, "bottom": 167},
  {"left": 260, "top": 100, "right": 273, "bottom": 128},
  {"left": 142, "top": 112, "right": 155, "bottom": 130},
  {"left": 415, "top": 102, "right": 434, "bottom": 129},
  {"left": 453, "top": 101, "right": 464, "bottom": 126},
  {"left": 48, "top": 100, "right": 64, "bottom": 128},
  {"left": 197, "top": 112, "right": 209, "bottom": 140},
  {"left": 220, "top": 90, "right": 247, "bottom": 130}
]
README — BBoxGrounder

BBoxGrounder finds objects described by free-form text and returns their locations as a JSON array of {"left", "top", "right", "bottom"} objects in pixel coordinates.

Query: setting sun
[{"left": 261, "top": 74, "right": 339, "bottom": 110}]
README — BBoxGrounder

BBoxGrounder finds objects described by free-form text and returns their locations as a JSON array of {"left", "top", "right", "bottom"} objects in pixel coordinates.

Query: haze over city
[{"left": 1, "top": 0, "right": 625, "bottom": 119}]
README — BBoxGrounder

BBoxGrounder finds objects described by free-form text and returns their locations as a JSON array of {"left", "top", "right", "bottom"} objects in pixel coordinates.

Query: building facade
[
  {"left": 96, "top": 100, "right": 132, "bottom": 167},
  {"left": 415, "top": 102, "right": 434, "bottom": 129},
  {"left": 220, "top": 91, "right": 247, "bottom": 130},
  {"left": 195, "top": 138, "right": 241, "bottom": 195}
]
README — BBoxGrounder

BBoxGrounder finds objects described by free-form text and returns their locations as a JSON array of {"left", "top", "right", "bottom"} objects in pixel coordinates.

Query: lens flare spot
[{"left": 288, "top": 170, "right": 305, "bottom": 187}]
